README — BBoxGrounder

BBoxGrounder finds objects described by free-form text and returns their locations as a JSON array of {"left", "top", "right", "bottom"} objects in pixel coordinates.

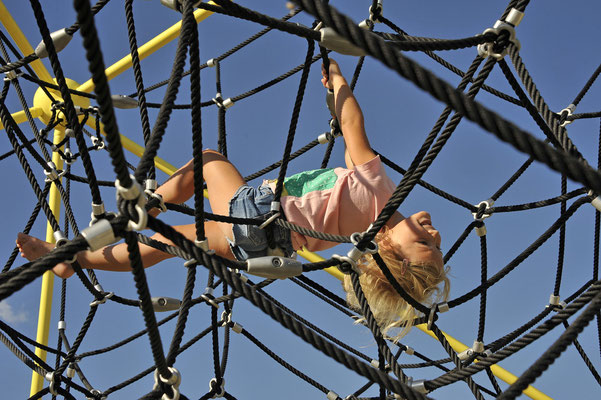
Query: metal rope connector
[
  {"left": 319, "top": 27, "right": 366, "bottom": 57},
  {"left": 212, "top": 93, "right": 234, "bottom": 109},
  {"left": 477, "top": 20, "right": 521, "bottom": 60},
  {"left": 326, "top": 390, "right": 340, "bottom": 400},
  {"left": 222, "top": 310, "right": 243, "bottom": 333},
  {"left": 82, "top": 218, "right": 119, "bottom": 251},
  {"left": 200, "top": 286, "right": 219, "bottom": 308},
  {"left": 44, "top": 161, "right": 65, "bottom": 182},
  {"left": 115, "top": 175, "right": 148, "bottom": 231},
  {"left": 246, "top": 256, "right": 302, "bottom": 279},
  {"left": 111, "top": 94, "right": 139, "bottom": 109},
  {"left": 35, "top": 28, "right": 73, "bottom": 58},
  {"left": 590, "top": 190, "right": 601, "bottom": 212},
  {"left": 90, "top": 290, "right": 114, "bottom": 307},
  {"left": 559, "top": 104, "right": 576, "bottom": 128},
  {"left": 334, "top": 232, "right": 378, "bottom": 275},
  {"left": 3, "top": 69, "right": 22, "bottom": 81},
  {"left": 411, "top": 379, "right": 429, "bottom": 394},
  {"left": 153, "top": 367, "right": 181, "bottom": 400},
  {"left": 62, "top": 148, "right": 76, "bottom": 165},
  {"left": 151, "top": 297, "right": 181, "bottom": 312},
  {"left": 548, "top": 294, "right": 567, "bottom": 310},
  {"left": 427, "top": 302, "right": 449, "bottom": 330},
  {"left": 91, "top": 135, "right": 105, "bottom": 150},
  {"left": 208, "top": 377, "right": 225, "bottom": 399}
]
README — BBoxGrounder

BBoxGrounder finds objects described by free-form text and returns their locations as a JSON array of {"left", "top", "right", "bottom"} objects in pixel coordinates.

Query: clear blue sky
[{"left": 1, "top": 1, "right": 601, "bottom": 399}]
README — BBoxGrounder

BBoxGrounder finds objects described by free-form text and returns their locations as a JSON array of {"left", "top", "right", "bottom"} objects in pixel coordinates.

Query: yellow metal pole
[
  {"left": 76, "top": 4, "right": 219, "bottom": 94},
  {"left": 0, "top": 0, "right": 53, "bottom": 83},
  {"left": 29, "top": 127, "right": 65, "bottom": 396},
  {"left": 0, "top": 107, "right": 43, "bottom": 130},
  {"left": 298, "top": 251, "right": 552, "bottom": 400}
]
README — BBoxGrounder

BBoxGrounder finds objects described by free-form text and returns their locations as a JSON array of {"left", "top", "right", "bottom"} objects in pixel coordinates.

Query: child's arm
[{"left": 322, "top": 59, "right": 376, "bottom": 167}]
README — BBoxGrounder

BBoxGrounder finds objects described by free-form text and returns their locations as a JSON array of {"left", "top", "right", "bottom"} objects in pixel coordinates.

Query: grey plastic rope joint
[
  {"left": 427, "top": 302, "right": 449, "bottom": 330},
  {"left": 115, "top": 175, "right": 148, "bottom": 231},
  {"left": 160, "top": 0, "right": 181, "bottom": 12},
  {"left": 151, "top": 297, "right": 182, "bottom": 312},
  {"left": 58, "top": 320, "right": 67, "bottom": 330},
  {"left": 44, "top": 161, "right": 65, "bottom": 182},
  {"left": 559, "top": 104, "right": 576, "bottom": 128},
  {"left": 208, "top": 377, "right": 225, "bottom": 399},
  {"left": 472, "top": 340, "right": 485, "bottom": 353},
  {"left": 477, "top": 19, "right": 521, "bottom": 60},
  {"left": 246, "top": 256, "right": 302, "bottom": 279},
  {"left": 548, "top": 294, "right": 567, "bottom": 310},
  {"left": 319, "top": 27, "right": 367, "bottom": 57},
  {"left": 35, "top": 28, "right": 72, "bottom": 58},
  {"left": 153, "top": 367, "right": 181, "bottom": 400},
  {"left": 82, "top": 218, "right": 119, "bottom": 252},
  {"left": 458, "top": 348, "right": 474, "bottom": 361},
  {"left": 111, "top": 94, "right": 139, "bottom": 109}
]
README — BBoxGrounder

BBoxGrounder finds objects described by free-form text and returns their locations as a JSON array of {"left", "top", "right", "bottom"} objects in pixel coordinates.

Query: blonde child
[{"left": 17, "top": 59, "right": 448, "bottom": 336}]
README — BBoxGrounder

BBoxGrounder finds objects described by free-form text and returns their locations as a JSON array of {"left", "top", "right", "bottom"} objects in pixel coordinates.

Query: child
[{"left": 17, "top": 59, "right": 448, "bottom": 336}]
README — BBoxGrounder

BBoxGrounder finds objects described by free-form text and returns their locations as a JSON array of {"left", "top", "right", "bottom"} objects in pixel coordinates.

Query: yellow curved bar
[
  {"left": 0, "top": 107, "right": 43, "bottom": 131},
  {"left": 77, "top": 3, "right": 219, "bottom": 94},
  {"left": 298, "top": 251, "right": 551, "bottom": 400},
  {"left": 0, "top": 0, "right": 53, "bottom": 83},
  {"left": 29, "top": 127, "right": 65, "bottom": 396}
]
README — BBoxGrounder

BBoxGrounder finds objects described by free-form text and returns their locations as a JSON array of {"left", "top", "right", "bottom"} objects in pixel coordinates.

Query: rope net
[{"left": 0, "top": 0, "right": 600, "bottom": 399}]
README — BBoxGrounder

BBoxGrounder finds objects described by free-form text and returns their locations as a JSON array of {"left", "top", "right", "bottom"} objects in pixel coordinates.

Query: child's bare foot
[{"left": 16, "top": 233, "right": 75, "bottom": 279}]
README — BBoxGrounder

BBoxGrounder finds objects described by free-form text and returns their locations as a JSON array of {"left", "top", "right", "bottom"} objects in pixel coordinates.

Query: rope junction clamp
[
  {"left": 472, "top": 199, "right": 494, "bottom": 236},
  {"left": 258, "top": 202, "right": 281, "bottom": 229},
  {"left": 44, "top": 161, "right": 65, "bottom": 182},
  {"left": 57, "top": 320, "right": 67, "bottom": 331},
  {"left": 548, "top": 294, "right": 567, "bottom": 310},
  {"left": 151, "top": 297, "right": 182, "bottom": 312},
  {"left": 82, "top": 218, "right": 119, "bottom": 251},
  {"left": 66, "top": 363, "right": 76, "bottom": 379},
  {"left": 212, "top": 93, "right": 234, "bottom": 109},
  {"left": 368, "top": 1, "right": 384, "bottom": 23},
  {"left": 146, "top": 191, "right": 168, "bottom": 213},
  {"left": 589, "top": 190, "right": 601, "bottom": 212},
  {"left": 65, "top": 128, "right": 75, "bottom": 138},
  {"left": 246, "top": 256, "right": 302, "bottom": 279},
  {"left": 208, "top": 377, "right": 225, "bottom": 399},
  {"left": 45, "top": 371, "right": 59, "bottom": 396},
  {"left": 222, "top": 311, "right": 243, "bottom": 334},
  {"left": 411, "top": 379, "right": 429, "bottom": 394},
  {"left": 319, "top": 27, "right": 367, "bottom": 57},
  {"left": 53, "top": 230, "right": 68, "bottom": 247},
  {"left": 115, "top": 175, "right": 148, "bottom": 231},
  {"left": 559, "top": 104, "right": 576, "bottom": 128},
  {"left": 477, "top": 9, "right": 523, "bottom": 60},
  {"left": 62, "top": 148, "right": 76, "bottom": 165},
  {"left": 200, "top": 286, "right": 219, "bottom": 308},
  {"left": 153, "top": 367, "right": 181, "bottom": 400},
  {"left": 333, "top": 232, "right": 378, "bottom": 275},
  {"left": 86, "top": 388, "right": 107, "bottom": 400},
  {"left": 111, "top": 94, "right": 139, "bottom": 109},
  {"left": 89, "top": 202, "right": 109, "bottom": 226},
  {"left": 90, "top": 290, "right": 114, "bottom": 307},
  {"left": 3, "top": 69, "right": 23, "bottom": 81},
  {"left": 195, "top": 239, "right": 215, "bottom": 255},
  {"left": 326, "top": 390, "right": 340, "bottom": 400},
  {"left": 34, "top": 28, "right": 72, "bottom": 58},
  {"left": 427, "top": 302, "right": 449, "bottom": 330},
  {"left": 91, "top": 135, "right": 105, "bottom": 150}
]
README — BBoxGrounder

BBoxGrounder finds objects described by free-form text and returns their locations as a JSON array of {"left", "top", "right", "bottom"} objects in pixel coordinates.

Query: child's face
[{"left": 388, "top": 211, "right": 443, "bottom": 271}]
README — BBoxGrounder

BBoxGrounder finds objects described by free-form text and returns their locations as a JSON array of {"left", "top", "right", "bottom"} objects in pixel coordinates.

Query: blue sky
[{"left": 1, "top": 1, "right": 601, "bottom": 399}]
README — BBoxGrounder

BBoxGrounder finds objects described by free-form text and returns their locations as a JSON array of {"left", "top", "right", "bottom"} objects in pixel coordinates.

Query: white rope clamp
[
  {"left": 153, "top": 367, "right": 181, "bottom": 400},
  {"left": 115, "top": 175, "right": 148, "bottom": 231},
  {"left": 559, "top": 104, "right": 576, "bottom": 128},
  {"left": 44, "top": 161, "right": 65, "bottom": 182},
  {"left": 208, "top": 377, "right": 225, "bottom": 399},
  {"left": 427, "top": 302, "right": 449, "bottom": 330},
  {"left": 151, "top": 297, "right": 182, "bottom": 312},
  {"left": 548, "top": 294, "right": 567, "bottom": 310},
  {"left": 200, "top": 286, "right": 219, "bottom": 308},
  {"left": 90, "top": 290, "right": 114, "bottom": 307},
  {"left": 146, "top": 190, "right": 168, "bottom": 213},
  {"left": 3, "top": 69, "right": 22, "bottom": 81},
  {"left": 221, "top": 310, "right": 243, "bottom": 334},
  {"left": 590, "top": 190, "right": 601, "bottom": 212},
  {"left": 82, "top": 218, "right": 119, "bottom": 251},
  {"left": 91, "top": 135, "right": 105, "bottom": 150},
  {"left": 333, "top": 232, "right": 378, "bottom": 275},
  {"left": 45, "top": 371, "right": 59, "bottom": 396},
  {"left": 477, "top": 16, "right": 521, "bottom": 60},
  {"left": 35, "top": 28, "right": 72, "bottom": 58}
]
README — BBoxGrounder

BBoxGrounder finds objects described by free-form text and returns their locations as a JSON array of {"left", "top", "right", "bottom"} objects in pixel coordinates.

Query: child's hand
[{"left": 321, "top": 58, "right": 342, "bottom": 90}]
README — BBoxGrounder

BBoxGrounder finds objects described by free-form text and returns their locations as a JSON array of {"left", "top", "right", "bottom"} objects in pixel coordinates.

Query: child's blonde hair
[{"left": 342, "top": 227, "right": 450, "bottom": 339}]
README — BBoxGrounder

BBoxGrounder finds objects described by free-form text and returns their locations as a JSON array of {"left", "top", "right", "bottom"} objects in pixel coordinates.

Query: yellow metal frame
[
  {"left": 0, "top": 1, "right": 551, "bottom": 398},
  {"left": 0, "top": 0, "right": 218, "bottom": 396}
]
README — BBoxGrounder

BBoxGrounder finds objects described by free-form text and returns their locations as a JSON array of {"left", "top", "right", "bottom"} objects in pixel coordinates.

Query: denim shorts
[{"left": 227, "top": 184, "right": 294, "bottom": 261}]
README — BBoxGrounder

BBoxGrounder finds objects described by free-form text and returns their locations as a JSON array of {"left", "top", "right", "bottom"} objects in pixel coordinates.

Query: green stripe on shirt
[{"left": 283, "top": 168, "right": 338, "bottom": 197}]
